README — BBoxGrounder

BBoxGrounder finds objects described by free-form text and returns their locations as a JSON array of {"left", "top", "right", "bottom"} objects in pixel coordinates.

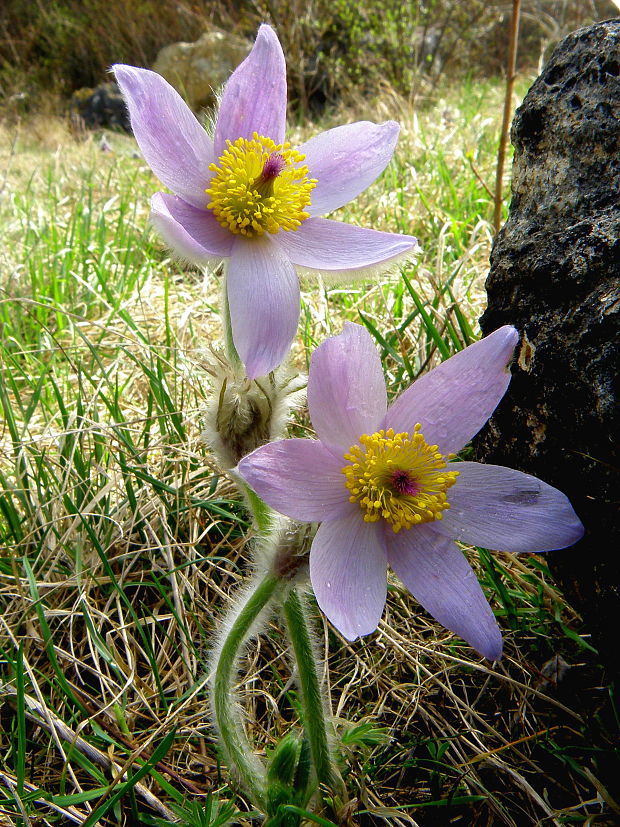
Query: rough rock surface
[
  {"left": 152, "top": 29, "right": 251, "bottom": 112},
  {"left": 473, "top": 21, "right": 620, "bottom": 680}
]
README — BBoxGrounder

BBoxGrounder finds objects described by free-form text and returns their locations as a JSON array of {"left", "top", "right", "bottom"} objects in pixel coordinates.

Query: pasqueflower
[
  {"left": 113, "top": 26, "right": 418, "bottom": 379},
  {"left": 237, "top": 323, "right": 584, "bottom": 659}
]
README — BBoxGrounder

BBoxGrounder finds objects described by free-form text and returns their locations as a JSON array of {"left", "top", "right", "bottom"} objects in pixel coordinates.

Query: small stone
[{"left": 70, "top": 83, "right": 130, "bottom": 131}]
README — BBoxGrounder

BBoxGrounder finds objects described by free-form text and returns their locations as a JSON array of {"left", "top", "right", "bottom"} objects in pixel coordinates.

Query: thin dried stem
[{"left": 494, "top": 0, "right": 522, "bottom": 234}]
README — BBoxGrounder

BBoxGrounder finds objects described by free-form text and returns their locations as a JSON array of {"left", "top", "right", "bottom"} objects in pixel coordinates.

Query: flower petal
[
  {"left": 237, "top": 439, "right": 355, "bottom": 521},
  {"left": 298, "top": 121, "right": 400, "bottom": 215},
  {"left": 310, "top": 512, "right": 387, "bottom": 641},
  {"left": 431, "top": 462, "right": 585, "bottom": 552},
  {"left": 150, "top": 192, "right": 233, "bottom": 263},
  {"left": 386, "top": 525, "right": 503, "bottom": 660},
  {"left": 308, "top": 322, "right": 387, "bottom": 453},
  {"left": 277, "top": 218, "right": 419, "bottom": 275},
  {"left": 112, "top": 64, "right": 214, "bottom": 208},
  {"left": 386, "top": 326, "right": 519, "bottom": 455},
  {"left": 227, "top": 236, "right": 299, "bottom": 379},
  {"left": 214, "top": 25, "right": 287, "bottom": 156}
]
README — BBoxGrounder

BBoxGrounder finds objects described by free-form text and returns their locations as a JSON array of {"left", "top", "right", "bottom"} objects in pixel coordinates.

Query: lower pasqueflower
[{"left": 237, "top": 323, "right": 584, "bottom": 660}]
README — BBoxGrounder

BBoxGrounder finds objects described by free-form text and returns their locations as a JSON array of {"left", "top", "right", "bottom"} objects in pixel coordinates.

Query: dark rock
[
  {"left": 70, "top": 82, "right": 130, "bottom": 132},
  {"left": 473, "top": 21, "right": 620, "bottom": 682}
]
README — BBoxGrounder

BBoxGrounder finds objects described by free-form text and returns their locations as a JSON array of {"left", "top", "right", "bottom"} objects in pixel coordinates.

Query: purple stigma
[
  {"left": 261, "top": 152, "right": 286, "bottom": 181},
  {"left": 390, "top": 469, "right": 420, "bottom": 496}
]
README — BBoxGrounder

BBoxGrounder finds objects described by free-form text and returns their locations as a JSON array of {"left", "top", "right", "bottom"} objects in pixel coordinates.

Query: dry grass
[{"left": 1, "top": 88, "right": 618, "bottom": 826}]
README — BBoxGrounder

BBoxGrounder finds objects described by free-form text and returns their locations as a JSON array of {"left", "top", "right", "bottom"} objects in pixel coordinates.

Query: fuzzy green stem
[
  {"left": 283, "top": 588, "right": 338, "bottom": 794},
  {"left": 213, "top": 571, "right": 283, "bottom": 808},
  {"left": 221, "top": 264, "right": 242, "bottom": 371},
  {"left": 239, "top": 478, "right": 274, "bottom": 535}
]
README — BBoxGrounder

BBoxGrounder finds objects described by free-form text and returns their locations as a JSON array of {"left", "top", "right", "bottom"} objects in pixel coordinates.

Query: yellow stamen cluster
[
  {"left": 206, "top": 133, "right": 317, "bottom": 237},
  {"left": 342, "top": 425, "right": 459, "bottom": 533}
]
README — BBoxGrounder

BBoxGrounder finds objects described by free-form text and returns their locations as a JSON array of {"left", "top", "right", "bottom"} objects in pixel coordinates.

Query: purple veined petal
[
  {"left": 386, "top": 524, "right": 503, "bottom": 660},
  {"left": 307, "top": 322, "right": 387, "bottom": 455},
  {"left": 237, "top": 439, "right": 356, "bottom": 522},
  {"left": 150, "top": 192, "right": 234, "bottom": 263},
  {"left": 431, "top": 462, "right": 585, "bottom": 553},
  {"left": 214, "top": 25, "right": 287, "bottom": 156},
  {"left": 310, "top": 512, "right": 387, "bottom": 641},
  {"left": 112, "top": 65, "right": 215, "bottom": 208},
  {"left": 277, "top": 218, "right": 419, "bottom": 275},
  {"left": 298, "top": 120, "right": 400, "bottom": 215},
  {"left": 386, "top": 326, "right": 519, "bottom": 455},
  {"left": 227, "top": 235, "right": 299, "bottom": 379}
]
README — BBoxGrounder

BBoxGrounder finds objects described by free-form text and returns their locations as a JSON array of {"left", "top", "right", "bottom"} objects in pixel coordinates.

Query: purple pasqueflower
[
  {"left": 237, "top": 323, "right": 584, "bottom": 660},
  {"left": 112, "top": 26, "right": 419, "bottom": 380}
]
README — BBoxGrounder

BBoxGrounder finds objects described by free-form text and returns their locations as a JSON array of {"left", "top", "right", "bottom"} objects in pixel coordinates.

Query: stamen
[
  {"left": 206, "top": 133, "right": 317, "bottom": 237},
  {"left": 341, "top": 425, "right": 459, "bottom": 533}
]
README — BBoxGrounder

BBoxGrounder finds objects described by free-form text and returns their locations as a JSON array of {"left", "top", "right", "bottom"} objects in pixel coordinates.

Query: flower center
[
  {"left": 206, "top": 132, "right": 317, "bottom": 237},
  {"left": 342, "top": 425, "right": 459, "bottom": 533}
]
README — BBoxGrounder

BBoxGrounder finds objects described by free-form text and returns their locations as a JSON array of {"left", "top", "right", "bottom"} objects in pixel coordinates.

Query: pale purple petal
[
  {"left": 307, "top": 322, "right": 387, "bottom": 454},
  {"left": 276, "top": 218, "right": 419, "bottom": 273},
  {"left": 150, "top": 193, "right": 233, "bottom": 262},
  {"left": 310, "top": 512, "right": 387, "bottom": 641},
  {"left": 431, "top": 462, "right": 585, "bottom": 553},
  {"left": 298, "top": 121, "right": 399, "bottom": 215},
  {"left": 227, "top": 236, "right": 299, "bottom": 379},
  {"left": 386, "top": 326, "right": 519, "bottom": 455},
  {"left": 214, "top": 25, "right": 287, "bottom": 156},
  {"left": 112, "top": 65, "right": 214, "bottom": 208},
  {"left": 386, "top": 525, "right": 503, "bottom": 660},
  {"left": 237, "top": 439, "right": 355, "bottom": 521}
]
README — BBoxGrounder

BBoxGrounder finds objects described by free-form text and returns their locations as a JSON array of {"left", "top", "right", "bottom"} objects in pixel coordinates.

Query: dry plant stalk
[{"left": 494, "top": 0, "right": 522, "bottom": 234}]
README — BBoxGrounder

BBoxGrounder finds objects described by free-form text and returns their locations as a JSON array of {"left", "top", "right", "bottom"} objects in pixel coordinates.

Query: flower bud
[
  {"left": 265, "top": 732, "right": 311, "bottom": 827},
  {"left": 271, "top": 521, "right": 315, "bottom": 580},
  {"left": 202, "top": 350, "right": 306, "bottom": 469},
  {"left": 266, "top": 731, "right": 302, "bottom": 789}
]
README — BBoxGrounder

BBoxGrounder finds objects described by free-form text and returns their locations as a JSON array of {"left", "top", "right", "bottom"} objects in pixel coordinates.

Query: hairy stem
[
  {"left": 239, "top": 478, "right": 274, "bottom": 535},
  {"left": 283, "top": 588, "right": 338, "bottom": 794},
  {"left": 221, "top": 262, "right": 242, "bottom": 371},
  {"left": 213, "top": 571, "right": 283, "bottom": 808}
]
